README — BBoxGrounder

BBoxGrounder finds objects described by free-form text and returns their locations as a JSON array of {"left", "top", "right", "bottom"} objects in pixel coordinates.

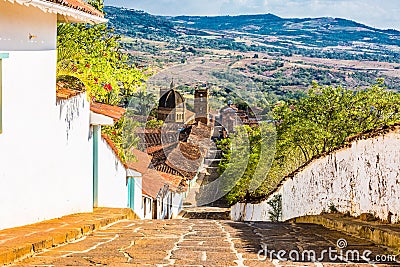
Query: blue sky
[{"left": 104, "top": 0, "right": 400, "bottom": 30}]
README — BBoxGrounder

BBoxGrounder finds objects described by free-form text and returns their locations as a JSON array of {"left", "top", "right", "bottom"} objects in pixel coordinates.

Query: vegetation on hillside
[
  {"left": 57, "top": 1, "right": 146, "bottom": 162},
  {"left": 219, "top": 80, "right": 400, "bottom": 204},
  {"left": 105, "top": 6, "right": 400, "bottom": 63}
]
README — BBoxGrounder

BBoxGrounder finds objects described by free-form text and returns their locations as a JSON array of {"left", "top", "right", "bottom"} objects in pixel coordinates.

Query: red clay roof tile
[
  {"left": 90, "top": 102, "right": 126, "bottom": 121},
  {"left": 47, "top": 0, "right": 104, "bottom": 17}
]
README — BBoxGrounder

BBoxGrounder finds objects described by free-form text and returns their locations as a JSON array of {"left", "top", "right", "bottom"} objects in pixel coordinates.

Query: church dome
[{"left": 159, "top": 89, "right": 185, "bottom": 109}]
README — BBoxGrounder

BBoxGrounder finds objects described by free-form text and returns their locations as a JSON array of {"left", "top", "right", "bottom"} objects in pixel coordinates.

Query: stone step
[{"left": 183, "top": 211, "right": 231, "bottom": 220}]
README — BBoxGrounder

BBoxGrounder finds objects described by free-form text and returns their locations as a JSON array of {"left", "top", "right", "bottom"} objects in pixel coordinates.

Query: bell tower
[{"left": 194, "top": 85, "right": 209, "bottom": 125}]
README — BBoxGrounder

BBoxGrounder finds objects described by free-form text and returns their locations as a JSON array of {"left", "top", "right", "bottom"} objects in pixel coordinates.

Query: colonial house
[
  {"left": 90, "top": 103, "right": 143, "bottom": 218},
  {"left": 128, "top": 149, "right": 185, "bottom": 219},
  {"left": 0, "top": 0, "right": 142, "bottom": 230}
]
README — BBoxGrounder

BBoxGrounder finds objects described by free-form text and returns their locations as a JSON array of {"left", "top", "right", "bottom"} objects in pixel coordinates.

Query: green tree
[
  {"left": 88, "top": 0, "right": 104, "bottom": 12},
  {"left": 57, "top": 23, "right": 146, "bottom": 105},
  {"left": 219, "top": 81, "right": 400, "bottom": 204}
]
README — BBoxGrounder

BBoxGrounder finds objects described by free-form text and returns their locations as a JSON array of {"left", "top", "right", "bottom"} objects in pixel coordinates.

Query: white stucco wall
[
  {"left": 142, "top": 196, "right": 153, "bottom": 220},
  {"left": 97, "top": 137, "right": 129, "bottom": 208},
  {"left": 132, "top": 177, "right": 144, "bottom": 219},
  {"left": 0, "top": 59, "right": 93, "bottom": 230},
  {"left": 171, "top": 192, "right": 184, "bottom": 219},
  {"left": 0, "top": 1, "right": 57, "bottom": 51},
  {"left": 231, "top": 200, "right": 273, "bottom": 222},
  {"left": 232, "top": 128, "right": 400, "bottom": 223},
  {"left": 0, "top": 1, "right": 96, "bottom": 230}
]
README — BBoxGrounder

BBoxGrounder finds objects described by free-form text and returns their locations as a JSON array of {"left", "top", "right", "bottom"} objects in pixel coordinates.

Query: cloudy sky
[{"left": 104, "top": 0, "right": 400, "bottom": 30}]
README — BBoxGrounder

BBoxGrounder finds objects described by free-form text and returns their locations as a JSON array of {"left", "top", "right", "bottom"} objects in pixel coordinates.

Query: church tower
[
  {"left": 157, "top": 79, "right": 186, "bottom": 123},
  {"left": 194, "top": 85, "right": 209, "bottom": 125}
]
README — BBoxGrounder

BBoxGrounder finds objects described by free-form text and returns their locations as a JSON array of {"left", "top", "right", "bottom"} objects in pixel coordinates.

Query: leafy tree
[
  {"left": 88, "top": 0, "right": 104, "bottom": 12},
  {"left": 127, "top": 91, "right": 157, "bottom": 115}
]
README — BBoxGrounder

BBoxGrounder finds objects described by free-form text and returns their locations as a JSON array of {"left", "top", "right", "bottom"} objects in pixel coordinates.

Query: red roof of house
[
  {"left": 56, "top": 88, "right": 83, "bottom": 100},
  {"left": 127, "top": 149, "right": 181, "bottom": 198},
  {"left": 141, "top": 169, "right": 169, "bottom": 198},
  {"left": 159, "top": 172, "right": 184, "bottom": 188},
  {"left": 56, "top": 80, "right": 85, "bottom": 100},
  {"left": 47, "top": 0, "right": 104, "bottom": 18},
  {"left": 90, "top": 102, "right": 126, "bottom": 121},
  {"left": 127, "top": 149, "right": 152, "bottom": 174}
]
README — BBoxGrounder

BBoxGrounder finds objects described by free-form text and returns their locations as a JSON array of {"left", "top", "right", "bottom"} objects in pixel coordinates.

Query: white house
[
  {"left": 90, "top": 102, "right": 143, "bottom": 218},
  {"left": 0, "top": 0, "right": 145, "bottom": 230},
  {"left": 128, "top": 149, "right": 185, "bottom": 219}
]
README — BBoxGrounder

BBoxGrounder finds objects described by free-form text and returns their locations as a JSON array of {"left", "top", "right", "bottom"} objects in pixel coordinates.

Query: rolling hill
[{"left": 105, "top": 6, "right": 400, "bottom": 63}]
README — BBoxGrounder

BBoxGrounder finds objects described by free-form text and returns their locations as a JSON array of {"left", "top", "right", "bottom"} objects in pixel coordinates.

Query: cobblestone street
[{"left": 11, "top": 219, "right": 397, "bottom": 267}]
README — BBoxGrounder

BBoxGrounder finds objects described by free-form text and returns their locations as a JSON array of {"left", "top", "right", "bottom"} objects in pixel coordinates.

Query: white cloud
[{"left": 104, "top": 0, "right": 400, "bottom": 30}]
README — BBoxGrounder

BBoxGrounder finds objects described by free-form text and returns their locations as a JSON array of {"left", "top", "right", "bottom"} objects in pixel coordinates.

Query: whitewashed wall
[
  {"left": 232, "top": 128, "right": 400, "bottom": 223},
  {"left": 0, "top": 70, "right": 93, "bottom": 230},
  {"left": 132, "top": 177, "right": 144, "bottom": 219},
  {"left": 171, "top": 192, "right": 184, "bottom": 219},
  {"left": 231, "top": 198, "right": 274, "bottom": 222},
  {"left": 0, "top": 1, "right": 57, "bottom": 51},
  {"left": 0, "top": 0, "right": 93, "bottom": 231},
  {"left": 97, "top": 137, "right": 128, "bottom": 208},
  {"left": 142, "top": 196, "right": 153, "bottom": 220}
]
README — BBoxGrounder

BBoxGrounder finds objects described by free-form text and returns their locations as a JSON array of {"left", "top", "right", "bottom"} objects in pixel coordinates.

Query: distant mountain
[
  {"left": 104, "top": 6, "right": 400, "bottom": 63},
  {"left": 172, "top": 14, "right": 400, "bottom": 46}
]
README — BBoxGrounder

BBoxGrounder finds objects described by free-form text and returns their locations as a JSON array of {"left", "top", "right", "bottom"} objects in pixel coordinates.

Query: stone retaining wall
[{"left": 231, "top": 125, "right": 400, "bottom": 223}]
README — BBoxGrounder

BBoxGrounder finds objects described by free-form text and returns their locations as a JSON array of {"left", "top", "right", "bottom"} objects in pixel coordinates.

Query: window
[{"left": 0, "top": 53, "right": 8, "bottom": 134}]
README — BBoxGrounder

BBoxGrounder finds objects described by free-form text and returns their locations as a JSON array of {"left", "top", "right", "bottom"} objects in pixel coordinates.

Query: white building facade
[{"left": 0, "top": 0, "right": 144, "bottom": 230}]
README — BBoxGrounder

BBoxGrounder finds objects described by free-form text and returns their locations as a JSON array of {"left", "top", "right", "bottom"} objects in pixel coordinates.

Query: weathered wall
[
  {"left": 171, "top": 192, "right": 184, "bottom": 219},
  {"left": 142, "top": 195, "right": 153, "bottom": 220},
  {"left": 0, "top": 1, "right": 95, "bottom": 230},
  {"left": 0, "top": 89, "right": 93, "bottom": 230},
  {"left": 232, "top": 127, "right": 400, "bottom": 223}
]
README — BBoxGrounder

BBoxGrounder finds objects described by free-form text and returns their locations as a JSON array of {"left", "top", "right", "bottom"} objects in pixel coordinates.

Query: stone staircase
[{"left": 181, "top": 207, "right": 231, "bottom": 220}]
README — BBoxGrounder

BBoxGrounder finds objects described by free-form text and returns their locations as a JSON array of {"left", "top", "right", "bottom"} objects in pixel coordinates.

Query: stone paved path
[{"left": 11, "top": 219, "right": 398, "bottom": 266}]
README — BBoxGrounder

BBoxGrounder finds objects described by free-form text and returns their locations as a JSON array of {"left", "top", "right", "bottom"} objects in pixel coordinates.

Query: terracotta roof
[
  {"left": 190, "top": 122, "right": 212, "bottom": 139},
  {"left": 90, "top": 102, "right": 126, "bottom": 121},
  {"left": 142, "top": 169, "right": 168, "bottom": 199},
  {"left": 187, "top": 123, "right": 214, "bottom": 155},
  {"left": 6, "top": 0, "right": 106, "bottom": 24},
  {"left": 56, "top": 88, "right": 83, "bottom": 100},
  {"left": 126, "top": 149, "right": 180, "bottom": 198},
  {"left": 126, "top": 149, "right": 152, "bottom": 174},
  {"left": 165, "top": 142, "right": 203, "bottom": 175},
  {"left": 150, "top": 143, "right": 178, "bottom": 168},
  {"left": 146, "top": 143, "right": 177, "bottom": 155},
  {"left": 56, "top": 80, "right": 85, "bottom": 100},
  {"left": 159, "top": 172, "right": 185, "bottom": 188},
  {"left": 46, "top": 0, "right": 104, "bottom": 18},
  {"left": 155, "top": 163, "right": 185, "bottom": 178}
]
